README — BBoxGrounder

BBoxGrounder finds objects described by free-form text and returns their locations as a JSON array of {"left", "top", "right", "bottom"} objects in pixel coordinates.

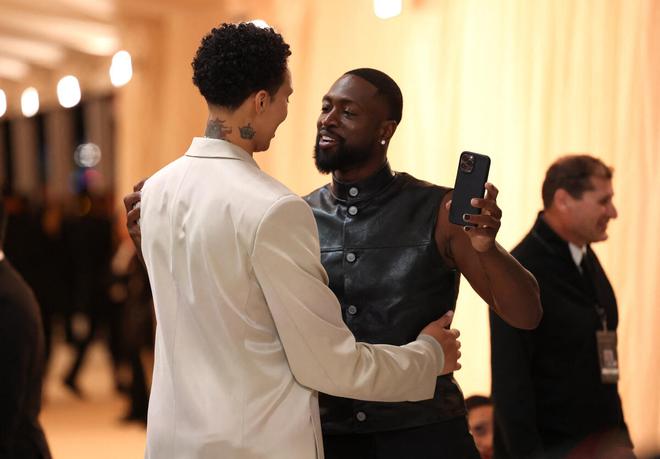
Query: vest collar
[{"left": 330, "top": 162, "right": 395, "bottom": 203}]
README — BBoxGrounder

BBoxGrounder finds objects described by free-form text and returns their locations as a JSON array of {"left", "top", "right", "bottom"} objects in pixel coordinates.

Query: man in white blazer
[{"left": 133, "top": 22, "right": 461, "bottom": 459}]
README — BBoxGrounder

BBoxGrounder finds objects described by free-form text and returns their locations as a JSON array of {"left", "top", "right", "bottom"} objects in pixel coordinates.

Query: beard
[{"left": 313, "top": 135, "right": 373, "bottom": 174}]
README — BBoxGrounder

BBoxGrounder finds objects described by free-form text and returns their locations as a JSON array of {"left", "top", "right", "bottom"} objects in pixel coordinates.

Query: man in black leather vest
[
  {"left": 304, "top": 68, "right": 543, "bottom": 459},
  {"left": 490, "top": 155, "right": 634, "bottom": 459}
]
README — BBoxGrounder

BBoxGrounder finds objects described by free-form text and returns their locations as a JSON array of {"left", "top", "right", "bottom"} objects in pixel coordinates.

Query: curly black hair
[{"left": 191, "top": 22, "right": 291, "bottom": 110}]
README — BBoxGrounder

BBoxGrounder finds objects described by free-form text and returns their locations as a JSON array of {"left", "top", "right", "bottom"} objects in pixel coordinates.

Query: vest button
[
  {"left": 349, "top": 187, "right": 359, "bottom": 197},
  {"left": 356, "top": 411, "right": 367, "bottom": 422},
  {"left": 348, "top": 206, "right": 358, "bottom": 216},
  {"left": 346, "top": 252, "right": 356, "bottom": 263},
  {"left": 347, "top": 305, "right": 358, "bottom": 315}
]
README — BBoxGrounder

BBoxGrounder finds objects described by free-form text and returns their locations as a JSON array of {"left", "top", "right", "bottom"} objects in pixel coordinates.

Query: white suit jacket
[{"left": 140, "top": 138, "right": 444, "bottom": 459}]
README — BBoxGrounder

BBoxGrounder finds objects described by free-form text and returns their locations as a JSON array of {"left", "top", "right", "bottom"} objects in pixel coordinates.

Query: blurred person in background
[
  {"left": 0, "top": 197, "right": 52, "bottom": 459},
  {"left": 466, "top": 395, "right": 494, "bottom": 459},
  {"left": 36, "top": 199, "right": 73, "bottom": 365},
  {"left": 107, "top": 219, "right": 153, "bottom": 424},
  {"left": 3, "top": 193, "right": 73, "bottom": 369},
  {"left": 61, "top": 192, "right": 114, "bottom": 397}
]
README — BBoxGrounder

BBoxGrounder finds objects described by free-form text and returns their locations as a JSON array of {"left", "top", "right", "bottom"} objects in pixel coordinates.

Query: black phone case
[{"left": 449, "top": 151, "right": 491, "bottom": 227}]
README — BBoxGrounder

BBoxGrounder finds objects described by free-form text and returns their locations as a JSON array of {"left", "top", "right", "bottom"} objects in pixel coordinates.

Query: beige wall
[{"left": 114, "top": 0, "right": 660, "bottom": 453}]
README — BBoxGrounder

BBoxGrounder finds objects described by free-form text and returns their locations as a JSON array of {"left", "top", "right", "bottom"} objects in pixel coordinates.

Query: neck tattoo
[
  {"left": 205, "top": 119, "right": 232, "bottom": 139},
  {"left": 239, "top": 123, "right": 256, "bottom": 140}
]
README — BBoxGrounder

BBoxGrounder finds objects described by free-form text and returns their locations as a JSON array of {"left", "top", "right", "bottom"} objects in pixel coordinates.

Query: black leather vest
[{"left": 303, "top": 163, "right": 467, "bottom": 434}]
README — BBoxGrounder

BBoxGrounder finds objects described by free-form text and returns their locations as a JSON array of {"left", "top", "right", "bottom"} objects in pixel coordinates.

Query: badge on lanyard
[
  {"left": 596, "top": 329, "right": 619, "bottom": 384},
  {"left": 593, "top": 300, "right": 618, "bottom": 384}
]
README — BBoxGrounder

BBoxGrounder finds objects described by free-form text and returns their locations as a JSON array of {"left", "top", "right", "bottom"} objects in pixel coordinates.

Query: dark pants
[{"left": 323, "top": 417, "right": 481, "bottom": 459}]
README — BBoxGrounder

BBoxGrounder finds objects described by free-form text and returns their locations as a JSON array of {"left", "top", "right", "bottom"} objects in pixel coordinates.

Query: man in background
[
  {"left": 466, "top": 395, "right": 494, "bottom": 459},
  {"left": 490, "top": 155, "right": 634, "bottom": 459},
  {"left": 0, "top": 197, "right": 52, "bottom": 459}
]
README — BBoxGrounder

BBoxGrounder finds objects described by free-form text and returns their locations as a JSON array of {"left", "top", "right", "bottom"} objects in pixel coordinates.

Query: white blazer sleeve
[{"left": 251, "top": 194, "right": 443, "bottom": 402}]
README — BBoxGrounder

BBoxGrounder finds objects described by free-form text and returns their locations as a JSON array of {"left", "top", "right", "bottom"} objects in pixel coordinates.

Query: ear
[
  {"left": 253, "top": 90, "right": 270, "bottom": 114},
  {"left": 378, "top": 120, "right": 398, "bottom": 143},
  {"left": 553, "top": 188, "right": 573, "bottom": 212}
]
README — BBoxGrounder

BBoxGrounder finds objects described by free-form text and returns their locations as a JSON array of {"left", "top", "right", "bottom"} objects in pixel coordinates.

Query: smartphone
[{"left": 449, "top": 151, "right": 491, "bottom": 227}]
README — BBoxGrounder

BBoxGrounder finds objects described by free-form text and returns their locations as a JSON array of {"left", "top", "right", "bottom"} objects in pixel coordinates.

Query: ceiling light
[
  {"left": 110, "top": 50, "right": 132, "bottom": 87},
  {"left": 74, "top": 143, "right": 102, "bottom": 168},
  {"left": 374, "top": 0, "right": 402, "bottom": 19},
  {"left": 0, "top": 90, "right": 6, "bottom": 118},
  {"left": 21, "top": 87, "right": 39, "bottom": 117},
  {"left": 57, "top": 75, "right": 82, "bottom": 108}
]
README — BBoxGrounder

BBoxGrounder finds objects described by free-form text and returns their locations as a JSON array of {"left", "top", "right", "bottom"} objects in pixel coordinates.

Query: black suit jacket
[
  {"left": 489, "top": 214, "right": 631, "bottom": 459},
  {"left": 0, "top": 258, "right": 52, "bottom": 459}
]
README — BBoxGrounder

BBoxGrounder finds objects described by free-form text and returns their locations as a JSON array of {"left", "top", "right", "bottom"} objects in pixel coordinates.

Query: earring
[{"left": 380, "top": 139, "right": 387, "bottom": 145}]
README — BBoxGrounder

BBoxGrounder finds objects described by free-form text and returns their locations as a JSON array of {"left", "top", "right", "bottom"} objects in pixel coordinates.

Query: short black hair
[
  {"left": 465, "top": 395, "right": 492, "bottom": 411},
  {"left": 192, "top": 22, "right": 291, "bottom": 111},
  {"left": 542, "top": 154, "right": 613, "bottom": 209},
  {"left": 344, "top": 68, "right": 403, "bottom": 123}
]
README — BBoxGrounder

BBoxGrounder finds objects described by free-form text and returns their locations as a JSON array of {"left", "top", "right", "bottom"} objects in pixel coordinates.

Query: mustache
[{"left": 316, "top": 129, "right": 344, "bottom": 142}]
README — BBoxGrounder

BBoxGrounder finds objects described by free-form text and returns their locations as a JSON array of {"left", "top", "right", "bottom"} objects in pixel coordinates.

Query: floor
[{"left": 41, "top": 341, "right": 146, "bottom": 458}]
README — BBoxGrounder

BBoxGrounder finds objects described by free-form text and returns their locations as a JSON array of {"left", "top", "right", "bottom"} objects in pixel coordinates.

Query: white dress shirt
[{"left": 569, "top": 243, "right": 587, "bottom": 272}]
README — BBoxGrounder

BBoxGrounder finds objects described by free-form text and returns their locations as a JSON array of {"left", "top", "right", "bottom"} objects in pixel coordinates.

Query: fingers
[
  {"left": 126, "top": 206, "right": 141, "bottom": 226},
  {"left": 123, "top": 178, "right": 146, "bottom": 212},
  {"left": 123, "top": 191, "right": 141, "bottom": 213},
  {"left": 441, "top": 331, "right": 462, "bottom": 374},
  {"left": 484, "top": 182, "right": 499, "bottom": 200},
  {"left": 133, "top": 178, "right": 147, "bottom": 192},
  {"left": 463, "top": 212, "right": 501, "bottom": 230},
  {"left": 435, "top": 310, "right": 454, "bottom": 328},
  {"left": 449, "top": 182, "right": 503, "bottom": 225},
  {"left": 462, "top": 191, "right": 503, "bottom": 236},
  {"left": 460, "top": 184, "right": 503, "bottom": 252},
  {"left": 469, "top": 198, "right": 502, "bottom": 219},
  {"left": 124, "top": 191, "right": 142, "bottom": 229}
]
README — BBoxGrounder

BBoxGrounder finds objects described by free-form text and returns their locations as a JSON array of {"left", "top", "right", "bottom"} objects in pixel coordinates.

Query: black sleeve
[
  {"left": 0, "top": 300, "right": 31, "bottom": 453},
  {"left": 490, "top": 308, "right": 544, "bottom": 459}
]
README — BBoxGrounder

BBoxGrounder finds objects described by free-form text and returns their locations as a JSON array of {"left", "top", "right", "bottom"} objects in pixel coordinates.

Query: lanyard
[{"left": 579, "top": 253, "right": 609, "bottom": 331}]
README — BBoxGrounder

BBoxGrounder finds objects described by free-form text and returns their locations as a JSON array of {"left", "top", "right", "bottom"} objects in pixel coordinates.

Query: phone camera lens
[{"left": 460, "top": 154, "right": 475, "bottom": 173}]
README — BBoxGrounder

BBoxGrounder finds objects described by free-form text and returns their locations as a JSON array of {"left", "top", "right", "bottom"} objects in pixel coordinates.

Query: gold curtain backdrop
[{"left": 115, "top": 0, "right": 660, "bottom": 453}]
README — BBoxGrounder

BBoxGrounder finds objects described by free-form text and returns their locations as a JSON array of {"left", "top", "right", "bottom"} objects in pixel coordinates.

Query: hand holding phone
[{"left": 449, "top": 152, "right": 491, "bottom": 227}]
